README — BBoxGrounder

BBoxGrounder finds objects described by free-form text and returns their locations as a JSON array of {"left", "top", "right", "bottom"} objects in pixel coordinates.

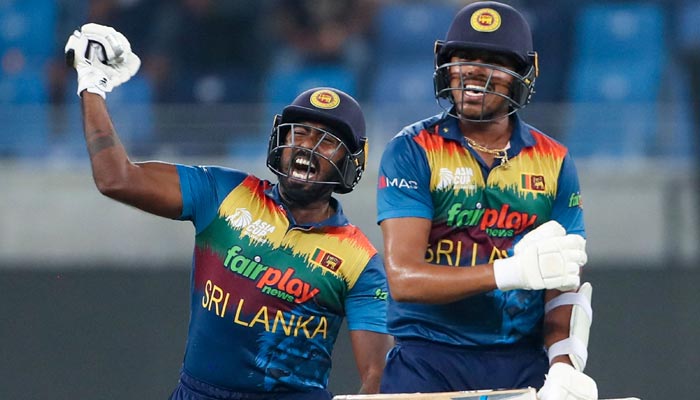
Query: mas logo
[{"left": 378, "top": 175, "right": 418, "bottom": 190}]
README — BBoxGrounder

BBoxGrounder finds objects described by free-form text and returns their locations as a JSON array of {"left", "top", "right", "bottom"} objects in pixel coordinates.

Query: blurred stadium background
[{"left": 1, "top": 0, "right": 699, "bottom": 399}]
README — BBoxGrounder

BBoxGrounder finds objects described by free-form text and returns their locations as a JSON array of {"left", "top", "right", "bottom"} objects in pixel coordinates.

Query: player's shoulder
[
  {"left": 384, "top": 113, "right": 447, "bottom": 155},
  {"left": 195, "top": 165, "right": 247, "bottom": 177},
  {"left": 343, "top": 223, "right": 377, "bottom": 252},
  {"left": 181, "top": 165, "right": 271, "bottom": 191},
  {"left": 523, "top": 122, "right": 570, "bottom": 156},
  {"left": 392, "top": 113, "right": 445, "bottom": 140},
  {"left": 335, "top": 224, "right": 380, "bottom": 270},
  {"left": 325, "top": 203, "right": 379, "bottom": 255}
]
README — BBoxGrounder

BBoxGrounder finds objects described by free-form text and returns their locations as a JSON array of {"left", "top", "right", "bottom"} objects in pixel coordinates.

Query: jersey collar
[
  {"left": 265, "top": 184, "right": 350, "bottom": 228},
  {"left": 438, "top": 111, "right": 537, "bottom": 153}
]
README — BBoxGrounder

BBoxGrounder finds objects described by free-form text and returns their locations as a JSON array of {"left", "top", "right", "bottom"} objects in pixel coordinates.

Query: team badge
[
  {"left": 521, "top": 174, "right": 546, "bottom": 192},
  {"left": 470, "top": 8, "right": 502, "bottom": 32},
  {"left": 309, "top": 89, "right": 340, "bottom": 110},
  {"left": 310, "top": 247, "right": 343, "bottom": 272}
]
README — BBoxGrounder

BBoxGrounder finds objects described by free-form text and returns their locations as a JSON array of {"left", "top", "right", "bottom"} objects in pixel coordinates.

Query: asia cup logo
[
  {"left": 470, "top": 8, "right": 502, "bottom": 32},
  {"left": 436, "top": 167, "right": 475, "bottom": 190},
  {"left": 226, "top": 208, "right": 276, "bottom": 243},
  {"left": 309, "top": 89, "right": 340, "bottom": 110},
  {"left": 437, "top": 168, "right": 454, "bottom": 190},
  {"left": 226, "top": 208, "right": 253, "bottom": 228}
]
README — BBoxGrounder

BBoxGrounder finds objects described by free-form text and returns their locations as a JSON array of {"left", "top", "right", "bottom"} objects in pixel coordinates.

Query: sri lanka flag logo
[
  {"left": 521, "top": 174, "right": 546, "bottom": 192},
  {"left": 310, "top": 248, "right": 343, "bottom": 272}
]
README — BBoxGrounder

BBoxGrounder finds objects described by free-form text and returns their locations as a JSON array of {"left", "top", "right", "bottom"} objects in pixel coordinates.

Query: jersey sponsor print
[
  {"left": 179, "top": 168, "right": 387, "bottom": 392},
  {"left": 377, "top": 114, "right": 584, "bottom": 347}
]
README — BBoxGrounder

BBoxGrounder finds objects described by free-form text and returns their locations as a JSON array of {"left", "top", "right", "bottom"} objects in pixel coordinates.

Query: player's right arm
[
  {"left": 81, "top": 93, "right": 183, "bottom": 218},
  {"left": 377, "top": 134, "right": 497, "bottom": 303},
  {"left": 381, "top": 216, "right": 497, "bottom": 303},
  {"left": 382, "top": 218, "right": 586, "bottom": 303},
  {"left": 66, "top": 23, "right": 183, "bottom": 219}
]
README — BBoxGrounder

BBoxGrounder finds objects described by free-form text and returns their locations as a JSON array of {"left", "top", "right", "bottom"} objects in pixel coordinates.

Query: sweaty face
[
  {"left": 445, "top": 50, "right": 518, "bottom": 121},
  {"left": 276, "top": 121, "right": 348, "bottom": 204}
]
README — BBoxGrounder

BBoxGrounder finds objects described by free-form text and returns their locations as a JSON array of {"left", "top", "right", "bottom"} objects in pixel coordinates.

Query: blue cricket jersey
[
  {"left": 175, "top": 165, "right": 388, "bottom": 393},
  {"left": 376, "top": 112, "right": 585, "bottom": 347}
]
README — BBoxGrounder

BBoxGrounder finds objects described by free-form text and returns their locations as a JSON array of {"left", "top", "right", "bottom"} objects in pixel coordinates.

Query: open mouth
[
  {"left": 290, "top": 155, "right": 318, "bottom": 180},
  {"left": 462, "top": 83, "right": 487, "bottom": 97}
]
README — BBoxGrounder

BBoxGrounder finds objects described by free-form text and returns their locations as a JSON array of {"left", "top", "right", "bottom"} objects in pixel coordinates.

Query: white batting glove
[
  {"left": 64, "top": 23, "right": 141, "bottom": 99},
  {"left": 538, "top": 363, "right": 598, "bottom": 400},
  {"left": 493, "top": 221, "right": 586, "bottom": 291}
]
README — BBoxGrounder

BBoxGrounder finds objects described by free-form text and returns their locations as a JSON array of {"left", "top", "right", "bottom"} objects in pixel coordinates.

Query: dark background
[{"left": 1, "top": 266, "right": 696, "bottom": 400}]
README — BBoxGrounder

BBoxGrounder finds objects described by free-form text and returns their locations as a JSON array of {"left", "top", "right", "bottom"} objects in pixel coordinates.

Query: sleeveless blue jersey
[
  {"left": 175, "top": 165, "right": 388, "bottom": 393},
  {"left": 376, "top": 112, "right": 585, "bottom": 347}
]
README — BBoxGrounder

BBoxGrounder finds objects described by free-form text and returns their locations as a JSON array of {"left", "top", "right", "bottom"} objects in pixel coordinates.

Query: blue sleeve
[
  {"left": 176, "top": 165, "right": 249, "bottom": 233},
  {"left": 552, "top": 154, "right": 586, "bottom": 238},
  {"left": 345, "top": 253, "right": 388, "bottom": 333},
  {"left": 376, "top": 133, "right": 434, "bottom": 224}
]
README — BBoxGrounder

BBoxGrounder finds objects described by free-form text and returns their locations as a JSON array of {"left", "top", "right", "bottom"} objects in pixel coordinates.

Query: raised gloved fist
[
  {"left": 493, "top": 221, "right": 586, "bottom": 291},
  {"left": 64, "top": 23, "right": 141, "bottom": 99},
  {"left": 538, "top": 363, "right": 598, "bottom": 400}
]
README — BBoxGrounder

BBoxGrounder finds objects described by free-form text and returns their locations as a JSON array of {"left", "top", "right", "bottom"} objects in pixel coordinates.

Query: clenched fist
[{"left": 64, "top": 23, "right": 141, "bottom": 99}]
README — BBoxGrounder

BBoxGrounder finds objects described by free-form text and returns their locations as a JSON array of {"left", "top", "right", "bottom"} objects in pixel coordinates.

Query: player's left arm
[
  {"left": 543, "top": 288, "right": 575, "bottom": 365},
  {"left": 349, "top": 330, "right": 394, "bottom": 394},
  {"left": 543, "top": 153, "right": 588, "bottom": 366},
  {"left": 539, "top": 154, "right": 597, "bottom": 400},
  {"left": 344, "top": 253, "right": 393, "bottom": 394}
]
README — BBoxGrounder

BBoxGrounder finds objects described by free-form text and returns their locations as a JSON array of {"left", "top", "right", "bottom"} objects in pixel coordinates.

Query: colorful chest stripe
[
  {"left": 177, "top": 165, "right": 387, "bottom": 392},
  {"left": 377, "top": 114, "right": 585, "bottom": 347}
]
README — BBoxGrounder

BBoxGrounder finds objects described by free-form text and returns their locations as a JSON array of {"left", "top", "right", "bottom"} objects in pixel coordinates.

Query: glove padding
[
  {"left": 493, "top": 221, "right": 586, "bottom": 291},
  {"left": 64, "top": 23, "right": 141, "bottom": 98},
  {"left": 538, "top": 363, "right": 598, "bottom": 400}
]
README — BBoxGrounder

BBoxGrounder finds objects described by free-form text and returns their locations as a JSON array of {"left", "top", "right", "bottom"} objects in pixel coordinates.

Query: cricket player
[
  {"left": 65, "top": 23, "right": 393, "bottom": 400},
  {"left": 376, "top": 2, "right": 597, "bottom": 400}
]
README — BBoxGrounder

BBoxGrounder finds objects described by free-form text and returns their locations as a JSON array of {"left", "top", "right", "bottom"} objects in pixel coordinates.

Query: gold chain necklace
[{"left": 465, "top": 137, "right": 510, "bottom": 168}]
